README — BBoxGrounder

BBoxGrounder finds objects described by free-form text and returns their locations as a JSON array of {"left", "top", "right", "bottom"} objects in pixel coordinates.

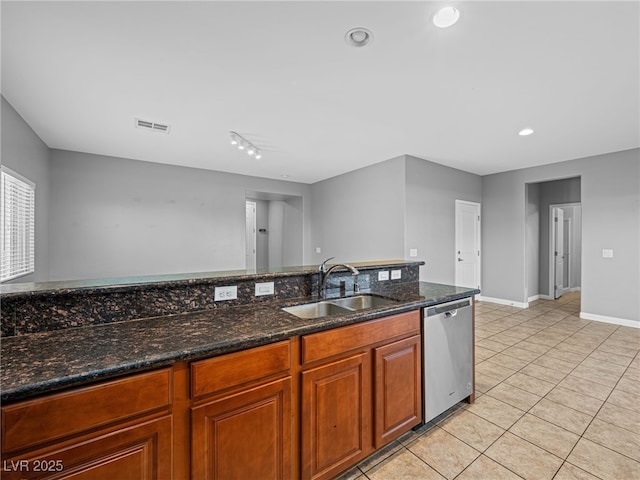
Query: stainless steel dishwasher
[{"left": 423, "top": 297, "right": 473, "bottom": 422}]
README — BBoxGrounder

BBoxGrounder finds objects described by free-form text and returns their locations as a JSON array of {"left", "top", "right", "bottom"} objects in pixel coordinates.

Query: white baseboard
[
  {"left": 539, "top": 294, "right": 554, "bottom": 300},
  {"left": 527, "top": 294, "right": 540, "bottom": 302},
  {"left": 569, "top": 287, "right": 582, "bottom": 293},
  {"left": 476, "top": 295, "right": 528, "bottom": 309},
  {"left": 580, "top": 312, "right": 640, "bottom": 329}
]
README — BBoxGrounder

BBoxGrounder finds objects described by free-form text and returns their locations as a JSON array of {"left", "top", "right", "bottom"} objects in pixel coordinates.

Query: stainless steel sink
[
  {"left": 282, "top": 302, "right": 352, "bottom": 319},
  {"left": 282, "top": 295, "right": 399, "bottom": 319},
  {"left": 330, "top": 295, "right": 398, "bottom": 310}
]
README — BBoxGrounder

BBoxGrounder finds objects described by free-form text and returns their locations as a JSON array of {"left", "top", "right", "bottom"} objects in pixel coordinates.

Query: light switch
[
  {"left": 315, "top": 247, "right": 322, "bottom": 254},
  {"left": 391, "top": 269, "right": 401, "bottom": 280},
  {"left": 378, "top": 271, "right": 390, "bottom": 281},
  {"left": 602, "top": 249, "right": 614, "bottom": 258},
  {"left": 409, "top": 248, "right": 418, "bottom": 257}
]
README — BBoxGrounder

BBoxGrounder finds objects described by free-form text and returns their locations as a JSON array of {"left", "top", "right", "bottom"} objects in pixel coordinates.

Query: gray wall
[
  {"left": 4, "top": 94, "right": 638, "bottom": 325},
  {"left": 483, "top": 149, "right": 639, "bottom": 323},
  {"left": 561, "top": 205, "right": 582, "bottom": 291},
  {"left": 252, "top": 199, "right": 269, "bottom": 270},
  {"left": 538, "top": 177, "right": 581, "bottom": 296},
  {"left": 310, "top": 156, "right": 406, "bottom": 264},
  {"left": 282, "top": 196, "right": 304, "bottom": 267},
  {"left": 404, "top": 155, "right": 482, "bottom": 284},
  {"left": 1, "top": 97, "right": 50, "bottom": 282},
  {"left": 309, "top": 154, "right": 483, "bottom": 285},
  {"left": 48, "top": 149, "right": 312, "bottom": 280},
  {"left": 267, "top": 200, "right": 284, "bottom": 268},
  {"left": 525, "top": 183, "right": 540, "bottom": 299}
]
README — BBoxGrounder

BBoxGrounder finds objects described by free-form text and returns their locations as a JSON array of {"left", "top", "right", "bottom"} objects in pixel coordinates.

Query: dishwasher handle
[{"left": 425, "top": 298, "right": 471, "bottom": 317}]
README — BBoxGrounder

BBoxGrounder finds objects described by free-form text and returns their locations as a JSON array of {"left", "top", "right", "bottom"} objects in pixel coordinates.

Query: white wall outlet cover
[
  {"left": 391, "top": 269, "right": 401, "bottom": 280},
  {"left": 315, "top": 247, "right": 322, "bottom": 253},
  {"left": 602, "top": 249, "right": 614, "bottom": 258},
  {"left": 409, "top": 248, "right": 418, "bottom": 257},
  {"left": 378, "top": 270, "right": 390, "bottom": 281},
  {"left": 255, "top": 281, "right": 275, "bottom": 296},
  {"left": 214, "top": 285, "right": 237, "bottom": 301}
]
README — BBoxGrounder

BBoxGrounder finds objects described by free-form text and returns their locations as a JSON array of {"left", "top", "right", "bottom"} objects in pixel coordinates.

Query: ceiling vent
[{"left": 135, "top": 118, "right": 171, "bottom": 134}]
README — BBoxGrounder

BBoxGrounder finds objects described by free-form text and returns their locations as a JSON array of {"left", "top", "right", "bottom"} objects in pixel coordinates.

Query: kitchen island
[{"left": 1, "top": 261, "right": 479, "bottom": 479}]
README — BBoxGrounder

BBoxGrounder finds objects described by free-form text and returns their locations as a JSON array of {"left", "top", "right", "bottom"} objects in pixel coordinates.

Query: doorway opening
[
  {"left": 524, "top": 176, "right": 582, "bottom": 304},
  {"left": 245, "top": 192, "right": 303, "bottom": 270}
]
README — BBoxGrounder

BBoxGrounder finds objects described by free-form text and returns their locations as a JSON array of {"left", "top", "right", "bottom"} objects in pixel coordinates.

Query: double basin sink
[{"left": 283, "top": 294, "right": 399, "bottom": 319}]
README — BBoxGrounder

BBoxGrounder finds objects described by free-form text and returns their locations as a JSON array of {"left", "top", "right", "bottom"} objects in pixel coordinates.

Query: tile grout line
[
  {"left": 478, "top": 302, "right": 640, "bottom": 478},
  {"left": 341, "top": 294, "right": 639, "bottom": 480},
  {"left": 559, "top": 325, "right": 640, "bottom": 467},
  {"left": 475, "top": 299, "right": 612, "bottom": 478}
]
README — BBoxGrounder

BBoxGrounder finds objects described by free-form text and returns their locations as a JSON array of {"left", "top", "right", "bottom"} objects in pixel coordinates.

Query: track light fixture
[{"left": 229, "top": 131, "right": 261, "bottom": 159}]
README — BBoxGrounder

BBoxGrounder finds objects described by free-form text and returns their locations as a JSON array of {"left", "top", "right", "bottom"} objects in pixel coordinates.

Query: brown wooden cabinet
[
  {"left": 1, "top": 415, "right": 172, "bottom": 480},
  {"left": 2, "top": 309, "right": 427, "bottom": 480},
  {"left": 191, "top": 377, "right": 292, "bottom": 480},
  {"left": 189, "top": 340, "right": 293, "bottom": 480},
  {"left": 1, "top": 369, "right": 173, "bottom": 480},
  {"left": 300, "top": 310, "right": 422, "bottom": 480},
  {"left": 374, "top": 334, "right": 421, "bottom": 448},
  {"left": 301, "top": 351, "right": 372, "bottom": 480}
]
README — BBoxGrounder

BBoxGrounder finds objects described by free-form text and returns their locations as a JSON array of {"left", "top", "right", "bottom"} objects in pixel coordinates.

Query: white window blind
[{"left": 1, "top": 167, "right": 35, "bottom": 282}]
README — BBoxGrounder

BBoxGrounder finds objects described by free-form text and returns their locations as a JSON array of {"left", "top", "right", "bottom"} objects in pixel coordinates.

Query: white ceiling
[{"left": 2, "top": 0, "right": 639, "bottom": 184}]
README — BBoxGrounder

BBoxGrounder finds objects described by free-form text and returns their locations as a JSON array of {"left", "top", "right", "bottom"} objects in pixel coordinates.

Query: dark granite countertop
[{"left": 1, "top": 282, "right": 478, "bottom": 403}]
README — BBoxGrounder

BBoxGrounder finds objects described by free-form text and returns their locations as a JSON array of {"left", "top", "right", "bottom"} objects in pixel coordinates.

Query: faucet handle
[{"left": 319, "top": 257, "right": 336, "bottom": 272}]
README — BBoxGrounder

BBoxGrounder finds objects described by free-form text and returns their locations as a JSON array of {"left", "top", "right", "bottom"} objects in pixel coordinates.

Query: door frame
[
  {"left": 548, "top": 202, "right": 580, "bottom": 299},
  {"left": 563, "top": 216, "right": 572, "bottom": 295},
  {"left": 454, "top": 200, "right": 481, "bottom": 289},
  {"left": 552, "top": 206, "right": 565, "bottom": 299},
  {"left": 245, "top": 201, "right": 257, "bottom": 270}
]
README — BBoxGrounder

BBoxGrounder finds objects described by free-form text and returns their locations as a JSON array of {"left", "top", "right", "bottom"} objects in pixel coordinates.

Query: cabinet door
[
  {"left": 374, "top": 335, "right": 422, "bottom": 448},
  {"left": 1, "top": 415, "right": 172, "bottom": 480},
  {"left": 301, "top": 352, "right": 372, "bottom": 480},
  {"left": 191, "top": 377, "right": 292, "bottom": 480}
]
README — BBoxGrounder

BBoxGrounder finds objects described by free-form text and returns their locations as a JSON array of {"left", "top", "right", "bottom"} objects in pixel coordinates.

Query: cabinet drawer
[
  {"left": 1, "top": 415, "right": 173, "bottom": 480},
  {"left": 2, "top": 368, "right": 172, "bottom": 454},
  {"left": 301, "top": 310, "right": 420, "bottom": 365},
  {"left": 191, "top": 340, "right": 291, "bottom": 399}
]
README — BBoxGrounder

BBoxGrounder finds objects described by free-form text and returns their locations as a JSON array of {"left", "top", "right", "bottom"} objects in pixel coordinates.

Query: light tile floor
[{"left": 336, "top": 293, "right": 640, "bottom": 480}]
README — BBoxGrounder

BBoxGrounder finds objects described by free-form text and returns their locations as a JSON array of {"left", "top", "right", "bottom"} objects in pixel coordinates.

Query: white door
[
  {"left": 245, "top": 201, "right": 256, "bottom": 271},
  {"left": 455, "top": 200, "right": 481, "bottom": 289},
  {"left": 553, "top": 207, "right": 564, "bottom": 299}
]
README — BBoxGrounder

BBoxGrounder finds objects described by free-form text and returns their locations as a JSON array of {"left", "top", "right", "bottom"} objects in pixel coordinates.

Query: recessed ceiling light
[
  {"left": 345, "top": 27, "right": 374, "bottom": 47},
  {"left": 433, "top": 7, "right": 460, "bottom": 28},
  {"left": 518, "top": 128, "right": 535, "bottom": 136}
]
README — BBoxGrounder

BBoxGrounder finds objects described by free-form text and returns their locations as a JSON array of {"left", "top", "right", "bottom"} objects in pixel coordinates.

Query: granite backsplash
[{"left": 1, "top": 262, "right": 421, "bottom": 337}]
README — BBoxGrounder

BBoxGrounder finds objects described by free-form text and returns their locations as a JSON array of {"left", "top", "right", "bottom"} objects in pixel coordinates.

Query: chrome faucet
[{"left": 319, "top": 257, "right": 360, "bottom": 299}]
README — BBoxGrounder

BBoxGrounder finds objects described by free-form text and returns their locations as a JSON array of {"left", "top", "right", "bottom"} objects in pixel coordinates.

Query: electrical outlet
[
  {"left": 378, "top": 271, "right": 389, "bottom": 281},
  {"left": 602, "top": 249, "right": 614, "bottom": 258},
  {"left": 255, "top": 282, "right": 274, "bottom": 296},
  {"left": 214, "top": 286, "right": 237, "bottom": 301},
  {"left": 315, "top": 247, "right": 322, "bottom": 254},
  {"left": 391, "top": 269, "right": 401, "bottom": 280},
  {"left": 409, "top": 248, "right": 418, "bottom": 257}
]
